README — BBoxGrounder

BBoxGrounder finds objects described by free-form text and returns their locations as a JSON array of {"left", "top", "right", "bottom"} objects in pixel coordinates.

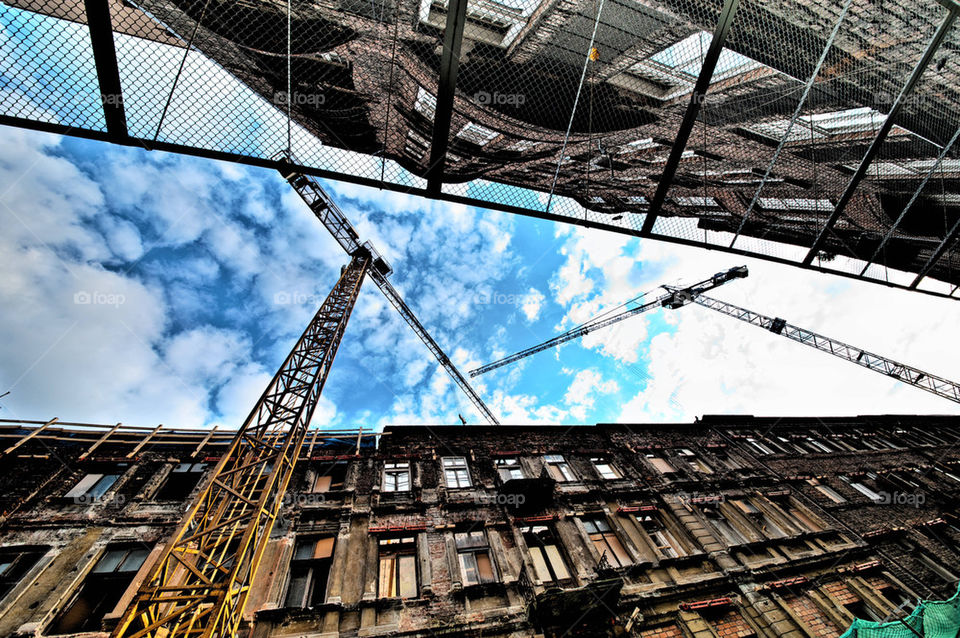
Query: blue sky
[
  {"left": 2, "top": 4, "right": 960, "bottom": 429},
  {"left": 2, "top": 125, "right": 960, "bottom": 431}
]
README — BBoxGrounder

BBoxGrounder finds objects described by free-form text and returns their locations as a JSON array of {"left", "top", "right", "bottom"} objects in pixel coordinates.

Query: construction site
[{"left": 2, "top": 0, "right": 960, "bottom": 635}]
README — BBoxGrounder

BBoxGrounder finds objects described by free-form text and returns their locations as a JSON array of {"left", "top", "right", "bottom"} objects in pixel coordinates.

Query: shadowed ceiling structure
[{"left": 2, "top": 0, "right": 959, "bottom": 296}]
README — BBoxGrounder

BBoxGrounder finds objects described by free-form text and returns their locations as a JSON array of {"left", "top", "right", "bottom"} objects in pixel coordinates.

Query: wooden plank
[
  {"left": 191, "top": 426, "right": 219, "bottom": 459},
  {"left": 127, "top": 423, "right": 163, "bottom": 458},
  {"left": 2, "top": 418, "right": 58, "bottom": 456},
  {"left": 79, "top": 422, "right": 122, "bottom": 460}
]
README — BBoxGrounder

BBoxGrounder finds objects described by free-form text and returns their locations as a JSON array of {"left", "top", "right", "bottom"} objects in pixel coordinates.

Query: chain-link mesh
[{"left": 1, "top": 0, "right": 958, "bottom": 294}]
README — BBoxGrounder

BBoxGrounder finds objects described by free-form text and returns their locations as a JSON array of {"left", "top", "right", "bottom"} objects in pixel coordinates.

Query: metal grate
[{"left": 1, "top": 0, "right": 959, "bottom": 296}]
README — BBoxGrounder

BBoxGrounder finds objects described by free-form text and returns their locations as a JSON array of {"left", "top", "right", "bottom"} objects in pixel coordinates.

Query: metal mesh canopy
[{"left": 2, "top": 0, "right": 960, "bottom": 297}]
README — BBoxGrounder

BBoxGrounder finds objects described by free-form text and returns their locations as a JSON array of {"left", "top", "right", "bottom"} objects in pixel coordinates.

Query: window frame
[
  {"left": 441, "top": 456, "right": 472, "bottom": 489},
  {"left": 544, "top": 454, "right": 576, "bottom": 482},
  {"left": 454, "top": 530, "right": 498, "bottom": 586},
  {"left": 582, "top": 517, "right": 632, "bottom": 567},
  {"left": 283, "top": 536, "right": 335, "bottom": 609},
  {"left": 522, "top": 525, "right": 571, "bottom": 583},
  {"left": 377, "top": 536, "right": 418, "bottom": 599},
  {"left": 590, "top": 457, "right": 621, "bottom": 480},
  {"left": 382, "top": 461, "right": 411, "bottom": 492}
]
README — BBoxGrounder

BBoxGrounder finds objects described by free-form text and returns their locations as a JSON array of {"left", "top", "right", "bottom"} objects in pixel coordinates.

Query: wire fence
[{"left": 1, "top": 0, "right": 958, "bottom": 296}]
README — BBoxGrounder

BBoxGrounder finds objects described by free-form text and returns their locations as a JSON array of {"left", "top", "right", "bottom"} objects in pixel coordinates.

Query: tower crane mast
[{"left": 280, "top": 164, "right": 499, "bottom": 425}]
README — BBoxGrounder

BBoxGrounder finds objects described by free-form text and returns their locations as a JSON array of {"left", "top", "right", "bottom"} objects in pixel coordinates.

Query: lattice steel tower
[{"left": 112, "top": 251, "right": 375, "bottom": 638}]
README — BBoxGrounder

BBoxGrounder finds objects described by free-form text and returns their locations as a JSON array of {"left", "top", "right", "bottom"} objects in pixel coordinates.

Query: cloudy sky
[{"left": 2, "top": 125, "right": 960, "bottom": 431}]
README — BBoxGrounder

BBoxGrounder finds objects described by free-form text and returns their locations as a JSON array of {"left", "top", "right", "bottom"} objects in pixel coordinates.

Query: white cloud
[
  {"left": 563, "top": 369, "right": 620, "bottom": 421},
  {"left": 520, "top": 287, "right": 545, "bottom": 322}
]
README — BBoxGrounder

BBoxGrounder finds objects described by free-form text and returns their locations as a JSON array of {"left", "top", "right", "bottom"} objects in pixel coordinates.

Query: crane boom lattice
[
  {"left": 692, "top": 295, "right": 960, "bottom": 404},
  {"left": 113, "top": 255, "right": 370, "bottom": 638},
  {"left": 469, "top": 266, "right": 749, "bottom": 377},
  {"left": 281, "top": 164, "right": 499, "bottom": 424}
]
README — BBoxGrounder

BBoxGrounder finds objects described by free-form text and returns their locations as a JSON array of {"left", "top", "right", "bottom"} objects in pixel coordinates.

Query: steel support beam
[
  {"left": 910, "top": 218, "right": 960, "bottom": 288},
  {"left": 83, "top": 0, "right": 128, "bottom": 139},
  {"left": 3, "top": 115, "right": 959, "bottom": 301},
  {"left": 802, "top": 8, "right": 958, "bottom": 266},
  {"left": 860, "top": 125, "right": 960, "bottom": 275},
  {"left": 425, "top": 0, "right": 469, "bottom": 194},
  {"left": 639, "top": 0, "right": 740, "bottom": 235}
]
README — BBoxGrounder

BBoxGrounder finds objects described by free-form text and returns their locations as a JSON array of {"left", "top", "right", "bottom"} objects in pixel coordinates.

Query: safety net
[{"left": 839, "top": 582, "right": 960, "bottom": 638}]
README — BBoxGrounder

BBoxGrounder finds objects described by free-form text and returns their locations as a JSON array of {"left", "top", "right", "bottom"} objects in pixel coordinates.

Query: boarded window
[
  {"left": 378, "top": 536, "right": 417, "bottom": 598},
  {"left": 647, "top": 456, "right": 675, "bottom": 474},
  {"left": 309, "top": 462, "right": 347, "bottom": 492},
  {"left": 284, "top": 536, "right": 335, "bottom": 608},
  {"left": 455, "top": 530, "right": 497, "bottom": 585},
  {"left": 544, "top": 455, "right": 575, "bottom": 482}
]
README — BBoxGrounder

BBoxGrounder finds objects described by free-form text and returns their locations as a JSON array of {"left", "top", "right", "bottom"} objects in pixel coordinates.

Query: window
[
  {"left": 646, "top": 454, "right": 676, "bottom": 474},
  {"left": 442, "top": 457, "right": 471, "bottom": 488},
  {"left": 648, "top": 31, "right": 761, "bottom": 81},
  {"left": 284, "top": 536, "right": 334, "bottom": 608},
  {"left": 496, "top": 458, "right": 525, "bottom": 482},
  {"left": 50, "top": 545, "right": 150, "bottom": 634},
  {"left": 745, "top": 437, "right": 774, "bottom": 456},
  {"left": 64, "top": 471, "right": 122, "bottom": 503},
  {"left": 455, "top": 531, "right": 497, "bottom": 585},
  {"left": 583, "top": 517, "right": 631, "bottom": 567},
  {"left": 637, "top": 514, "right": 685, "bottom": 558},
  {"left": 748, "top": 107, "right": 906, "bottom": 143},
  {"left": 674, "top": 195, "right": 719, "bottom": 208},
  {"left": 154, "top": 463, "right": 207, "bottom": 501},
  {"left": 522, "top": 526, "right": 571, "bottom": 583},
  {"left": 841, "top": 476, "right": 883, "bottom": 503},
  {"left": 414, "top": 87, "right": 436, "bottom": 119},
  {"left": 786, "top": 505, "right": 822, "bottom": 533},
  {"left": 0, "top": 546, "right": 45, "bottom": 601},
  {"left": 544, "top": 455, "right": 575, "bottom": 482},
  {"left": 732, "top": 499, "right": 785, "bottom": 538},
  {"left": 808, "top": 479, "right": 847, "bottom": 504},
  {"left": 591, "top": 457, "right": 621, "bottom": 480},
  {"left": 456, "top": 122, "right": 498, "bottom": 146},
  {"left": 701, "top": 505, "right": 749, "bottom": 545},
  {"left": 378, "top": 536, "right": 417, "bottom": 598},
  {"left": 383, "top": 462, "right": 410, "bottom": 492},
  {"left": 679, "top": 450, "right": 713, "bottom": 474},
  {"left": 307, "top": 462, "right": 347, "bottom": 493}
]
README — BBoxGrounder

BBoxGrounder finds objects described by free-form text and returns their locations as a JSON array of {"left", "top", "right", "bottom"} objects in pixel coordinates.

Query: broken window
[
  {"left": 678, "top": 449, "right": 713, "bottom": 474},
  {"left": 591, "top": 457, "right": 621, "bottom": 480},
  {"left": 496, "top": 458, "right": 525, "bottom": 481},
  {"left": 307, "top": 462, "right": 347, "bottom": 493},
  {"left": 49, "top": 545, "right": 150, "bottom": 634},
  {"left": 378, "top": 536, "right": 417, "bottom": 598},
  {"left": 64, "top": 470, "right": 122, "bottom": 503},
  {"left": 442, "top": 456, "right": 471, "bottom": 488},
  {"left": 0, "top": 546, "right": 46, "bottom": 601},
  {"left": 154, "top": 463, "right": 207, "bottom": 501},
  {"left": 414, "top": 87, "right": 436, "bottom": 120},
  {"left": 544, "top": 454, "right": 576, "bottom": 482},
  {"left": 383, "top": 462, "right": 411, "bottom": 492},
  {"left": 284, "top": 536, "right": 334, "bottom": 608},
  {"left": 455, "top": 530, "right": 497, "bottom": 585},
  {"left": 732, "top": 499, "right": 785, "bottom": 538},
  {"left": 637, "top": 513, "right": 685, "bottom": 558},
  {"left": 522, "top": 525, "right": 571, "bottom": 583},
  {"left": 583, "top": 517, "right": 631, "bottom": 567},
  {"left": 745, "top": 437, "right": 775, "bottom": 456}
]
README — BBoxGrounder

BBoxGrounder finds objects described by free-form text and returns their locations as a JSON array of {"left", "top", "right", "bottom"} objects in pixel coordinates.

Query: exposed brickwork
[{"left": 784, "top": 594, "right": 842, "bottom": 637}]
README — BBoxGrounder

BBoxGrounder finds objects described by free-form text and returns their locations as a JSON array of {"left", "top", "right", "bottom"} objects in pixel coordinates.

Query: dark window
[
  {"left": 378, "top": 536, "right": 417, "bottom": 598},
  {"left": 455, "top": 531, "right": 497, "bottom": 585},
  {"left": 284, "top": 536, "right": 334, "bottom": 608},
  {"left": 522, "top": 525, "right": 571, "bottom": 582},
  {"left": 637, "top": 513, "right": 685, "bottom": 558},
  {"left": 0, "top": 546, "right": 46, "bottom": 601},
  {"left": 154, "top": 463, "right": 207, "bottom": 501},
  {"left": 50, "top": 545, "right": 150, "bottom": 634}
]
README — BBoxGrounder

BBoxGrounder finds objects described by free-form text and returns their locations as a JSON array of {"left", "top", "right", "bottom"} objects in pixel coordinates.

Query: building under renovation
[{"left": 0, "top": 415, "right": 958, "bottom": 637}]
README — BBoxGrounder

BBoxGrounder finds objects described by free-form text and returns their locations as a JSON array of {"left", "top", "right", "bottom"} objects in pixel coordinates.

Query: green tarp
[{"left": 839, "top": 583, "right": 960, "bottom": 638}]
